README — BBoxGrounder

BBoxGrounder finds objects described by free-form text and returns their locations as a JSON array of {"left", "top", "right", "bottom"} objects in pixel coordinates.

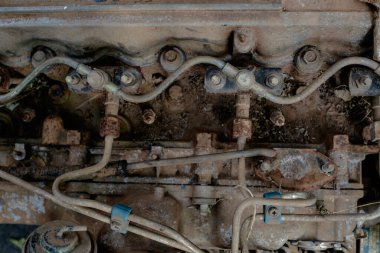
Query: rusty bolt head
[
  {"left": 164, "top": 50, "right": 178, "bottom": 62},
  {"left": 142, "top": 109, "right": 156, "bottom": 125},
  {"left": 270, "top": 110, "right": 285, "bottom": 127},
  {"left": 21, "top": 108, "right": 36, "bottom": 123},
  {"left": 267, "top": 206, "right": 279, "bottom": 217}
]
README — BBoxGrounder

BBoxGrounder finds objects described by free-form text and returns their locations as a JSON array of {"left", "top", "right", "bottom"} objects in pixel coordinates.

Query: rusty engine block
[{"left": 0, "top": 1, "right": 379, "bottom": 253}]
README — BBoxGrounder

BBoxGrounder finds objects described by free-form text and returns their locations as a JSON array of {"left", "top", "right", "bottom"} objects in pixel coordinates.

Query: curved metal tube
[
  {"left": 250, "top": 57, "right": 380, "bottom": 105},
  {"left": 127, "top": 148, "right": 276, "bottom": 171},
  {"left": 52, "top": 135, "right": 115, "bottom": 213},
  {"left": 0, "top": 167, "right": 110, "bottom": 223},
  {"left": 105, "top": 56, "right": 233, "bottom": 103},
  {"left": 0, "top": 57, "right": 88, "bottom": 104},
  {"left": 231, "top": 196, "right": 317, "bottom": 253}
]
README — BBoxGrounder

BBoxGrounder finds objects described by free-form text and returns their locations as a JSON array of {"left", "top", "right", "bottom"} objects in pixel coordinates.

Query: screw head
[
  {"left": 210, "top": 74, "right": 222, "bottom": 86},
  {"left": 302, "top": 49, "right": 318, "bottom": 63},
  {"left": 142, "top": 109, "right": 156, "bottom": 125},
  {"left": 164, "top": 50, "right": 178, "bottom": 62},
  {"left": 32, "top": 50, "right": 47, "bottom": 63},
  {"left": 21, "top": 108, "right": 36, "bottom": 123},
  {"left": 267, "top": 206, "right": 279, "bottom": 217},
  {"left": 120, "top": 72, "right": 135, "bottom": 85}
]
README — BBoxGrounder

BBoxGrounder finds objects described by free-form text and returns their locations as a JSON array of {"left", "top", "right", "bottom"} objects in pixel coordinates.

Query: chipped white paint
[{"left": 0, "top": 192, "right": 45, "bottom": 222}]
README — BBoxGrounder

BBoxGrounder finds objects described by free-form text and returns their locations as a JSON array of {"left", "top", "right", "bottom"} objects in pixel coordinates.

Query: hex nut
[
  {"left": 159, "top": 47, "right": 186, "bottom": 72},
  {"left": 270, "top": 110, "right": 285, "bottom": 127}
]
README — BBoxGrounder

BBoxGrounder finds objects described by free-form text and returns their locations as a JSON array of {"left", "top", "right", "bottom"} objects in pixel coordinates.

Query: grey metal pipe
[
  {"left": 127, "top": 148, "right": 276, "bottom": 171},
  {"left": 231, "top": 197, "right": 317, "bottom": 253},
  {"left": 129, "top": 214, "right": 204, "bottom": 253},
  {"left": 104, "top": 56, "right": 236, "bottom": 103},
  {"left": 250, "top": 57, "right": 380, "bottom": 105},
  {"left": 128, "top": 226, "right": 191, "bottom": 252},
  {"left": 0, "top": 168, "right": 111, "bottom": 223},
  {"left": 0, "top": 168, "right": 202, "bottom": 252},
  {"left": 278, "top": 206, "right": 380, "bottom": 222},
  {"left": 0, "top": 57, "right": 90, "bottom": 104}
]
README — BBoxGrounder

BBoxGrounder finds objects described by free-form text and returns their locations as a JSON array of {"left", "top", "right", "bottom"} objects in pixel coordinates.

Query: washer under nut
[
  {"left": 100, "top": 116, "right": 120, "bottom": 138},
  {"left": 232, "top": 118, "right": 252, "bottom": 139}
]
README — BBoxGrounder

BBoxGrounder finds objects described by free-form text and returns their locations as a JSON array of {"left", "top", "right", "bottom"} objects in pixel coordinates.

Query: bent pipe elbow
[{"left": 250, "top": 57, "right": 380, "bottom": 105}]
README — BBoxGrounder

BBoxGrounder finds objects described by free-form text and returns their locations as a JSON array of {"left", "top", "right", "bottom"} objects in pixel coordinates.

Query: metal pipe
[
  {"left": 128, "top": 214, "right": 204, "bottom": 253},
  {"left": 52, "top": 92, "right": 119, "bottom": 213},
  {"left": 0, "top": 168, "right": 202, "bottom": 252},
  {"left": 105, "top": 56, "right": 235, "bottom": 103},
  {"left": 231, "top": 196, "right": 317, "bottom": 253},
  {"left": 128, "top": 226, "right": 191, "bottom": 252},
  {"left": 52, "top": 135, "right": 115, "bottom": 213},
  {"left": 0, "top": 57, "right": 89, "bottom": 104},
  {"left": 0, "top": 168, "right": 111, "bottom": 223},
  {"left": 250, "top": 57, "right": 380, "bottom": 104},
  {"left": 127, "top": 148, "right": 276, "bottom": 171}
]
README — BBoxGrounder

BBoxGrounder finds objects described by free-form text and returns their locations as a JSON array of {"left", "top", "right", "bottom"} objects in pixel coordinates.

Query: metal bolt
[
  {"left": 142, "top": 109, "right": 156, "bottom": 125},
  {"left": 164, "top": 50, "right": 178, "bottom": 62},
  {"left": 65, "top": 74, "right": 81, "bottom": 86},
  {"left": 302, "top": 49, "right": 318, "bottom": 63},
  {"left": 120, "top": 72, "right": 135, "bottom": 85},
  {"left": 21, "top": 108, "right": 36, "bottom": 123},
  {"left": 210, "top": 74, "right": 222, "bottom": 86},
  {"left": 270, "top": 110, "right": 285, "bottom": 127},
  {"left": 236, "top": 70, "right": 254, "bottom": 90},
  {"left": 32, "top": 50, "right": 47, "bottom": 63},
  {"left": 267, "top": 206, "right": 279, "bottom": 217},
  {"left": 321, "top": 163, "right": 335, "bottom": 174},
  {"left": 266, "top": 74, "right": 280, "bottom": 87}
]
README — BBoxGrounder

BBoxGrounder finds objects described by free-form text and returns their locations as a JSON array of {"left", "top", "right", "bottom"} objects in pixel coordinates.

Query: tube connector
[
  {"left": 87, "top": 69, "right": 110, "bottom": 90},
  {"left": 221, "top": 62, "right": 239, "bottom": 79}
]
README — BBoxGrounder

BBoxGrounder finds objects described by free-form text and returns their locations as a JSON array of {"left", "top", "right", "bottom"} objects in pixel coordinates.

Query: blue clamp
[
  {"left": 111, "top": 203, "right": 132, "bottom": 234},
  {"left": 263, "top": 192, "right": 282, "bottom": 224}
]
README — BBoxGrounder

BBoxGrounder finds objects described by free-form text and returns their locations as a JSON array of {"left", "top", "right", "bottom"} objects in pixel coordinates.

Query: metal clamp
[
  {"left": 111, "top": 203, "right": 132, "bottom": 234},
  {"left": 263, "top": 191, "right": 282, "bottom": 224}
]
